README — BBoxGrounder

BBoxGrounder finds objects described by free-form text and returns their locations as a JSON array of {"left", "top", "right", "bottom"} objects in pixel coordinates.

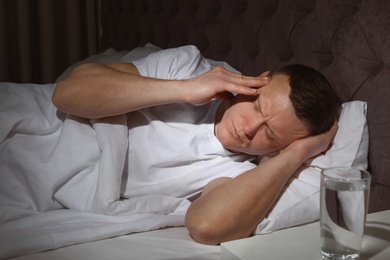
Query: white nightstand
[{"left": 221, "top": 210, "right": 390, "bottom": 260}]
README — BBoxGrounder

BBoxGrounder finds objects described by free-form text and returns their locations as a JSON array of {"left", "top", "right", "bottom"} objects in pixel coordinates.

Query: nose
[{"left": 243, "top": 118, "right": 264, "bottom": 139}]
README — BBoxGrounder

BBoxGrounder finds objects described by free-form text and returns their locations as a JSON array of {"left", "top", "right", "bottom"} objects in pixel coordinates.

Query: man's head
[
  {"left": 214, "top": 64, "right": 340, "bottom": 155},
  {"left": 273, "top": 64, "right": 340, "bottom": 136}
]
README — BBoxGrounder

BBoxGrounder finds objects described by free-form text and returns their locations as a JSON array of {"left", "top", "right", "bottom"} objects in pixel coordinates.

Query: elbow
[
  {"left": 186, "top": 215, "right": 223, "bottom": 245},
  {"left": 185, "top": 204, "right": 255, "bottom": 245},
  {"left": 52, "top": 80, "right": 71, "bottom": 113},
  {"left": 52, "top": 64, "right": 89, "bottom": 114},
  {"left": 185, "top": 207, "right": 250, "bottom": 245},
  {"left": 52, "top": 81, "right": 64, "bottom": 109}
]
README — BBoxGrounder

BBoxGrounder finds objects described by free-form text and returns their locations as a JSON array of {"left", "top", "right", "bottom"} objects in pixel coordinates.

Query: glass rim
[{"left": 321, "top": 166, "right": 371, "bottom": 181}]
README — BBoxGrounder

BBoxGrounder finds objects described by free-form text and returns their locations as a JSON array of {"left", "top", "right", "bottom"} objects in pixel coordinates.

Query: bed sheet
[{"left": 10, "top": 227, "right": 219, "bottom": 260}]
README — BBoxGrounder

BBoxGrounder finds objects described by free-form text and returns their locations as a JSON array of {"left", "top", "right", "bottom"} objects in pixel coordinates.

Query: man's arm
[
  {"left": 52, "top": 62, "right": 268, "bottom": 119},
  {"left": 185, "top": 122, "right": 338, "bottom": 245}
]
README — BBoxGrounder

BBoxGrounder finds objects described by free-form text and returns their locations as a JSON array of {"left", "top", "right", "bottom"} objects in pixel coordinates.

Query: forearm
[
  {"left": 186, "top": 122, "right": 338, "bottom": 245},
  {"left": 52, "top": 63, "right": 185, "bottom": 119},
  {"left": 185, "top": 148, "right": 307, "bottom": 245},
  {"left": 53, "top": 63, "right": 268, "bottom": 119}
]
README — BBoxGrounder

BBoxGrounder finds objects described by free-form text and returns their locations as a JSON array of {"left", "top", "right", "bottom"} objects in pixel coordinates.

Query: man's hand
[
  {"left": 282, "top": 120, "right": 339, "bottom": 162},
  {"left": 183, "top": 66, "right": 269, "bottom": 106}
]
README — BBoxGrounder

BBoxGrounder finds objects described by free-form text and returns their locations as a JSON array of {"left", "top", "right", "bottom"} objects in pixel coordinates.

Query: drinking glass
[{"left": 320, "top": 167, "right": 371, "bottom": 259}]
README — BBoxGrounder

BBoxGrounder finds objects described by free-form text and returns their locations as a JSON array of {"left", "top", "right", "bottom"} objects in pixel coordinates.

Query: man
[{"left": 53, "top": 46, "right": 340, "bottom": 244}]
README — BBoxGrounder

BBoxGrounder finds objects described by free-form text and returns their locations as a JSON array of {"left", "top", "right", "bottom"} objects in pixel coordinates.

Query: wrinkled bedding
[{"left": 0, "top": 82, "right": 189, "bottom": 259}]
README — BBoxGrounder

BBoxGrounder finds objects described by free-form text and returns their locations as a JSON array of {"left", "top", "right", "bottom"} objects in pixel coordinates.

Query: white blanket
[{"left": 0, "top": 82, "right": 190, "bottom": 259}]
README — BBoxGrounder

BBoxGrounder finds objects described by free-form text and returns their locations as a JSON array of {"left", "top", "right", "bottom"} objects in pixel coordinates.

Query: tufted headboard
[{"left": 100, "top": 0, "right": 390, "bottom": 213}]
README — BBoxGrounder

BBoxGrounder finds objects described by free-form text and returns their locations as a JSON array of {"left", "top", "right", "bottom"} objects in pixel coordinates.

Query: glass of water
[{"left": 320, "top": 167, "right": 371, "bottom": 260}]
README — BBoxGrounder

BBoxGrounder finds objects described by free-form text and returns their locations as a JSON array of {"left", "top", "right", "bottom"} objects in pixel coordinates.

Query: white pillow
[{"left": 255, "top": 101, "right": 369, "bottom": 234}]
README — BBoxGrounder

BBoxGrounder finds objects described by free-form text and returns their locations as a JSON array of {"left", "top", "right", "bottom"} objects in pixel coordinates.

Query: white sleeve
[{"left": 132, "top": 45, "right": 212, "bottom": 80}]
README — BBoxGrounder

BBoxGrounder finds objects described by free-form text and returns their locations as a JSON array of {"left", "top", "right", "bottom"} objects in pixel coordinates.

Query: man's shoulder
[{"left": 132, "top": 45, "right": 211, "bottom": 80}]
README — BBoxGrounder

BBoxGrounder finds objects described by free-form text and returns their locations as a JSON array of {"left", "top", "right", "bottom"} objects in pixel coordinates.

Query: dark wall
[{"left": 0, "top": 0, "right": 100, "bottom": 84}]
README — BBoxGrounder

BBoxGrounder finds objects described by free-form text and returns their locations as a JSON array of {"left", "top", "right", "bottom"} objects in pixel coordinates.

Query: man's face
[{"left": 214, "top": 74, "right": 310, "bottom": 155}]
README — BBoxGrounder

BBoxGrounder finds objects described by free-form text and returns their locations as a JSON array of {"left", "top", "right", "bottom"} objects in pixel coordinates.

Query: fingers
[
  {"left": 327, "top": 120, "right": 339, "bottom": 144},
  {"left": 231, "top": 73, "right": 269, "bottom": 88},
  {"left": 187, "top": 67, "right": 270, "bottom": 105},
  {"left": 259, "top": 70, "right": 270, "bottom": 78},
  {"left": 214, "top": 66, "right": 269, "bottom": 87},
  {"left": 214, "top": 68, "right": 269, "bottom": 96},
  {"left": 232, "top": 76, "right": 268, "bottom": 96}
]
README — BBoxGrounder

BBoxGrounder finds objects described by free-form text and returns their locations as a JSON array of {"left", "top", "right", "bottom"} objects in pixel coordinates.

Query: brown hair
[{"left": 272, "top": 64, "right": 341, "bottom": 136}]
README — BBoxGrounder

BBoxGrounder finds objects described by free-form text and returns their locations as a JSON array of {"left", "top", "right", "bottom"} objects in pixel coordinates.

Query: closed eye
[
  {"left": 265, "top": 128, "right": 279, "bottom": 145},
  {"left": 256, "top": 97, "right": 279, "bottom": 145}
]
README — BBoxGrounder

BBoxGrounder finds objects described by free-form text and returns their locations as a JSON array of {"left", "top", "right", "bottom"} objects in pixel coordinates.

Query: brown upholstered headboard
[{"left": 100, "top": 0, "right": 390, "bottom": 212}]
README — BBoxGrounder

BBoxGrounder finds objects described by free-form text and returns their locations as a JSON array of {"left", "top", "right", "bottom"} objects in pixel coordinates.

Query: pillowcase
[{"left": 255, "top": 101, "right": 369, "bottom": 234}]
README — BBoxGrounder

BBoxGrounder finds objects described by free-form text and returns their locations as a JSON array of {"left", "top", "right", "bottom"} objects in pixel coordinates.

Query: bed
[{"left": 1, "top": 0, "right": 390, "bottom": 259}]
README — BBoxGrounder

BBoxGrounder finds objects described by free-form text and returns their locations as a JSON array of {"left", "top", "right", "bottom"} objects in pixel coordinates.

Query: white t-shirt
[{"left": 121, "top": 46, "right": 257, "bottom": 199}]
